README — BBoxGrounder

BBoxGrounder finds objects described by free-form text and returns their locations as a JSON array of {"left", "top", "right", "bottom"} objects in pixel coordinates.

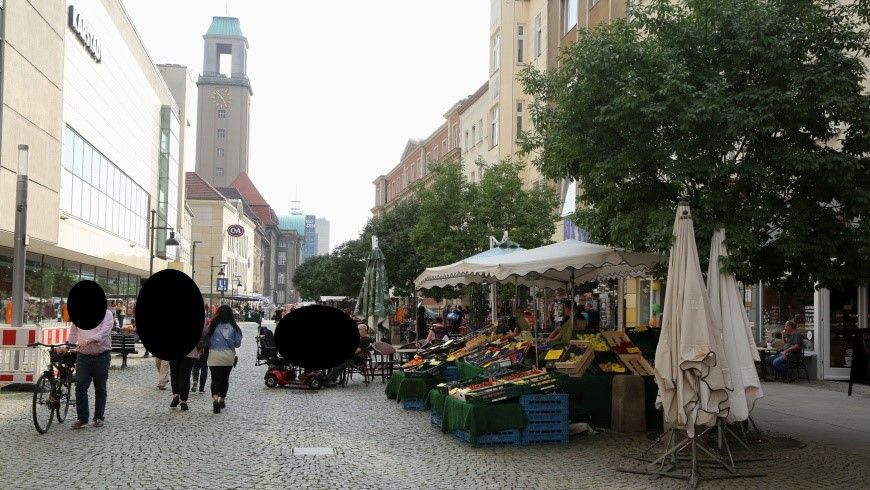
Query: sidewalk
[{"left": 752, "top": 380, "right": 870, "bottom": 458}]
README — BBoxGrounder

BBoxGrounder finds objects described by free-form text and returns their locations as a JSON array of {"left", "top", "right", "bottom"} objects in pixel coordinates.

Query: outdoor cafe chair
[{"left": 370, "top": 341, "right": 398, "bottom": 383}]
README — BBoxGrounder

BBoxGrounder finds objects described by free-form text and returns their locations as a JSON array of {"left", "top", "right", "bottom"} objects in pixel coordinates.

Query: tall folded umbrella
[
  {"left": 707, "top": 229, "right": 763, "bottom": 423},
  {"left": 654, "top": 202, "right": 731, "bottom": 438},
  {"left": 355, "top": 236, "right": 389, "bottom": 336}
]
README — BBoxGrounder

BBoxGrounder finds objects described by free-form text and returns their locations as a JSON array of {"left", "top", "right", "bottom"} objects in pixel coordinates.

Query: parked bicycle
[{"left": 26, "top": 342, "right": 77, "bottom": 434}]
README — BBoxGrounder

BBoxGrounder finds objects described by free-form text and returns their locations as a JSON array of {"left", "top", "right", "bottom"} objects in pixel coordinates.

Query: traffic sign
[{"left": 216, "top": 277, "right": 228, "bottom": 292}]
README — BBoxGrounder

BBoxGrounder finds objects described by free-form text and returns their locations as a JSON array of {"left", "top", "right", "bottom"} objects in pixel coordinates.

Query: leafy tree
[
  {"left": 363, "top": 198, "right": 423, "bottom": 298},
  {"left": 293, "top": 255, "right": 338, "bottom": 301},
  {"left": 410, "top": 159, "right": 560, "bottom": 297},
  {"left": 520, "top": 0, "right": 870, "bottom": 290}
]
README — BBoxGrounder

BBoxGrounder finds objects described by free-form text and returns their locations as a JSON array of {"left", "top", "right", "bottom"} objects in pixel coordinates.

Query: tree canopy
[{"left": 520, "top": 0, "right": 870, "bottom": 290}]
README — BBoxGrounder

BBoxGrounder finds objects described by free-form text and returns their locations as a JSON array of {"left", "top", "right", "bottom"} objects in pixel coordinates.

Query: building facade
[
  {"left": 315, "top": 217, "right": 330, "bottom": 256},
  {"left": 0, "top": 0, "right": 188, "bottom": 318},
  {"left": 275, "top": 214, "right": 304, "bottom": 304},
  {"left": 194, "top": 17, "right": 252, "bottom": 188}
]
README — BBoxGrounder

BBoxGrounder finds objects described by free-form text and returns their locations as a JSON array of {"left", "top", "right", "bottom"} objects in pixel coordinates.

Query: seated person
[
  {"left": 427, "top": 318, "right": 448, "bottom": 341},
  {"left": 766, "top": 321, "right": 802, "bottom": 380},
  {"left": 324, "top": 325, "right": 372, "bottom": 386},
  {"left": 258, "top": 325, "right": 278, "bottom": 359},
  {"left": 769, "top": 332, "right": 784, "bottom": 349}
]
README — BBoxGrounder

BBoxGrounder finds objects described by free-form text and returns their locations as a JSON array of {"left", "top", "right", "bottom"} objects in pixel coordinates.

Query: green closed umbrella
[{"left": 355, "top": 236, "right": 389, "bottom": 340}]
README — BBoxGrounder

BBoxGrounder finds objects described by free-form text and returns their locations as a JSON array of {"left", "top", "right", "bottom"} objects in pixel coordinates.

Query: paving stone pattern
[{"left": 1, "top": 322, "right": 868, "bottom": 489}]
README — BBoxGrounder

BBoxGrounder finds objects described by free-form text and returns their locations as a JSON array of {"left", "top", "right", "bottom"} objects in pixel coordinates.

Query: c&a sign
[
  {"left": 68, "top": 5, "right": 102, "bottom": 63},
  {"left": 227, "top": 225, "right": 245, "bottom": 237}
]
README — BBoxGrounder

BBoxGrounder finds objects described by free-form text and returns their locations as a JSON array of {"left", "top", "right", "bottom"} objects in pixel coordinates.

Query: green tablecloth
[
  {"left": 457, "top": 361, "right": 485, "bottom": 380},
  {"left": 384, "top": 371, "right": 442, "bottom": 402},
  {"left": 441, "top": 395, "right": 526, "bottom": 439},
  {"left": 426, "top": 389, "right": 447, "bottom": 415}
]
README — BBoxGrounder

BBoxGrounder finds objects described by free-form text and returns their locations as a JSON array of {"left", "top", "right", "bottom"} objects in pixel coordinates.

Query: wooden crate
[
  {"left": 618, "top": 353, "right": 655, "bottom": 376},
  {"left": 554, "top": 341, "right": 594, "bottom": 377},
  {"left": 602, "top": 331, "right": 632, "bottom": 348}
]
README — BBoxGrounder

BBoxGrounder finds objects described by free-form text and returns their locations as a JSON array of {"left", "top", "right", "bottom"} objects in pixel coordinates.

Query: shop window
[
  {"left": 829, "top": 283, "right": 858, "bottom": 368},
  {"left": 762, "top": 286, "right": 815, "bottom": 352}
]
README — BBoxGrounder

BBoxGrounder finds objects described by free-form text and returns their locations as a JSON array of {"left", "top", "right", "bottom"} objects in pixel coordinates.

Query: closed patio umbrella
[
  {"left": 355, "top": 236, "right": 389, "bottom": 340},
  {"left": 707, "top": 229, "right": 763, "bottom": 423},
  {"left": 654, "top": 202, "right": 731, "bottom": 438}
]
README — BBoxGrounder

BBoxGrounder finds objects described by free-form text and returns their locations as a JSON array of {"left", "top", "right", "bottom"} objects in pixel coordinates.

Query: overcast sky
[{"left": 122, "top": 1, "right": 490, "bottom": 251}]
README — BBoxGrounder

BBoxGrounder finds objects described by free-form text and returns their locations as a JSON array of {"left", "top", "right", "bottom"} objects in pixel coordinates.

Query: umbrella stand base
[{"left": 623, "top": 428, "right": 753, "bottom": 489}]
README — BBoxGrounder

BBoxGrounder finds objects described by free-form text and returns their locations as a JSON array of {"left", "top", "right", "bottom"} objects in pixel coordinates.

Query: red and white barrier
[{"left": 0, "top": 324, "right": 71, "bottom": 386}]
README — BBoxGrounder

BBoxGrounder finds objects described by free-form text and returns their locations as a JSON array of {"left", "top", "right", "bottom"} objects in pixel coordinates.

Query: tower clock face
[{"left": 210, "top": 88, "right": 231, "bottom": 109}]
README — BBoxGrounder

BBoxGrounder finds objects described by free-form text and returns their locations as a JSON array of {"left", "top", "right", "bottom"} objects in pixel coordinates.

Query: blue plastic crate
[
  {"left": 442, "top": 366, "right": 459, "bottom": 382},
  {"left": 523, "top": 420, "right": 569, "bottom": 435},
  {"left": 401, "top": 398, "right": 427, "bottom": 411},
  {"left": 521, "top": 431, "right": 569, "bottom": 445},
  {"left": 454, "top": 429, "right": 521, "bottom": 447},
  {"left": 520, "top": 393, "right": 569, "bottom": 421},
  {"left": 431, "top": 412, "right": 443, "bottom": 429}
]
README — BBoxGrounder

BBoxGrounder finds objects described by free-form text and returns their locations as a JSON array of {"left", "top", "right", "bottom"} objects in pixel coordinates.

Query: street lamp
[
  {"left": 191, "top": 240, "right": 203, "bottom": 280},
  {"left": 10, "top": 145, "right": 29, "bottom": 328},
  {"left": 208, "top": 257, "right": 228, "bottom": 310},
  {"left": 149, "top": 209, "right": 180, "bottom": 276}
]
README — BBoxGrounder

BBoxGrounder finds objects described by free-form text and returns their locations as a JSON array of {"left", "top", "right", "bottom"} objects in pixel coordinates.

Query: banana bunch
[
  {"left": 576, "top": 333, "right": 610, "bottom": 352},
  {"left": 598, "top": 362, "right": 627, "bottom": 373}
]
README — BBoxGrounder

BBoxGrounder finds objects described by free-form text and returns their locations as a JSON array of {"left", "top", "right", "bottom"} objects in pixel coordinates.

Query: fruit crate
[
  {"left": 453, "top": 429, "right": 522, "bottom": 447},
  {"left": 601, "top": 331, "right": 633, "bottom": 348},
  {"left": 617, "top": 353, "right": 655, "bottom": 376},
  {"left": 430, "top": 412, "right": 443, "bottom": 429},
  {"left": 401, "top": 398, "right": 427, "bottom": 411},
  {"left": 554, "top": 341, "right": 594, "bottom": 377},
  {"left": 519, "top": 393, "right": 569, "bottom": 421}
]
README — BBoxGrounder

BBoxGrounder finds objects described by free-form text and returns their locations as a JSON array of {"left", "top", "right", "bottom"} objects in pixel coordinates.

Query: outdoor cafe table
[{"left": 756, "top": 347, "right": 778, "bottom": 380}]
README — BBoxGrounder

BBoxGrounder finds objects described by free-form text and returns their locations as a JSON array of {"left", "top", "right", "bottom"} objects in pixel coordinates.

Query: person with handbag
[{"left": 206, "top": 305, "right": 242, "bottom": 414}]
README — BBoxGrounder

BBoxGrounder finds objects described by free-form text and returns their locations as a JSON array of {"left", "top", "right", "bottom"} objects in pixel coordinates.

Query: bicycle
[{"left": 26, "top": 342, "right": 77, "bottom": 434}]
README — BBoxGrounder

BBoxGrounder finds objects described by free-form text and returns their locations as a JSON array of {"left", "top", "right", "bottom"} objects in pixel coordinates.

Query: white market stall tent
[{"left": 415, "top": 239, "right": 664, "bottom": 290}]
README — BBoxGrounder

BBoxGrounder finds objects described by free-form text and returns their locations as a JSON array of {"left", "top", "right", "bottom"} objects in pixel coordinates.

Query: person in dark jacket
[{"left": 416, "top": 305, "right": 427, "bottom": 342}]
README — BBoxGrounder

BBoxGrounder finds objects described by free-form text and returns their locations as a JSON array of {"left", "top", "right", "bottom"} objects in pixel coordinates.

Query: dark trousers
[
  {"left": 191, "top": 356, "right": 208, "bottom": 391},
  {"left": 209, "top": 366, "right": 232, "bottom": 398},
  {"left": 169, "top": 357, "right": 195, "bottom": 401},
  {"left": 75, "top": 351, "right": 110, "bottom": 422}
]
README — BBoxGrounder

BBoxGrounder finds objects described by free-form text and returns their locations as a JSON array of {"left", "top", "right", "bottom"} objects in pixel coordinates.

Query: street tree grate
[{"left": 290, "top": 447, "right": 335, "bottom": 456}]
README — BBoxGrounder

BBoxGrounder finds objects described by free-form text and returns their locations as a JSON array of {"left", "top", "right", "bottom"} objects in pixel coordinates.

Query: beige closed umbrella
[{"left": 707, "top": 229, "right": 762, "bottom": 423}]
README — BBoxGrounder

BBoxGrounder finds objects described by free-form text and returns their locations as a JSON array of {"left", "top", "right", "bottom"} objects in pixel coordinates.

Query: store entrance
[{"left": 822, "top": 283, "right": 868, "bottom": 380}]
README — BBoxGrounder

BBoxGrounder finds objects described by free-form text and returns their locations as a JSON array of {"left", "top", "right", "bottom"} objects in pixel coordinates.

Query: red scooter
[{"left": 256, "top": 334, "right": 323, "bottom": 390}]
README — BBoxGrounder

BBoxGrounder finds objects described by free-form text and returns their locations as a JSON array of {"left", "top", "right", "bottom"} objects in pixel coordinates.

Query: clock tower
[{"left": 195, "top": 17, "right": 252, "bottom": 187}]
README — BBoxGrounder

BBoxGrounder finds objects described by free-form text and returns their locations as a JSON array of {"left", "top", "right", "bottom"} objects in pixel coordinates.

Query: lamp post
[
  {"left": 10, "top": 145, "right": 29, "bottom": 328},
  {"left": 191, "top": 240, "right": 203, "bottom": 280},
  {"left": 208, "top": 257, "right": 227, "bottom": 310},
  {"left": 149, "top": 209, "right": 180, "bottom": 276},
  {"left": 234, "top": 274, "right": 243, "bottom": 308}
]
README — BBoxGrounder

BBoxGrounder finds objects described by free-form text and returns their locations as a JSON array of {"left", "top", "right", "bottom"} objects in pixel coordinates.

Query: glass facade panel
[{"left": 60, "top": 125, "right": 149, "bottom": 246}]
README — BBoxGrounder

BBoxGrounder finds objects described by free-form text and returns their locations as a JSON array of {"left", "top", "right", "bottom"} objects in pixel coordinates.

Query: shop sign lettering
[
  {"left": 227, "top": 225, "right": 245, "bottom": 237},
  {"left": 68, "top": 5, "right": 102, "bottom": 63}
]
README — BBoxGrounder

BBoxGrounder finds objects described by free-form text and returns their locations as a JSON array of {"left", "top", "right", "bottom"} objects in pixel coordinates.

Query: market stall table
[
  {"left": 384, "top": 371, "right": 443, "bottom": 403},
  {"left": 428, "top": 391, "right": 527, "bottom": 439}
]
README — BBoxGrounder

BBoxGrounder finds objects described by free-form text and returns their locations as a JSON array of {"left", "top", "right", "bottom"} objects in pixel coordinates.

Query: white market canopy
[{"left": 415, "top": 239, "right": 664, "bottom": 290}]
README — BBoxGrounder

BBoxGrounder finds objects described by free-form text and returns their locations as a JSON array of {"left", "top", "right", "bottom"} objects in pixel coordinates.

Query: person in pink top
[{"left": 68, "top": 308, "right": 115, "bottom": 429}]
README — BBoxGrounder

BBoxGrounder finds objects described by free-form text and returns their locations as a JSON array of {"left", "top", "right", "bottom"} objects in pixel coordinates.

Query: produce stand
[{"left": 384, "top": 371, "right": 443, "bottom": 403}]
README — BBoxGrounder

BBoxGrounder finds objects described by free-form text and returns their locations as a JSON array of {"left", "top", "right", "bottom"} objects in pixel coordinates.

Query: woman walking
[
  {"left": 168, "top": 347, "right": 197, "bottom": 411},
  {"left": 207, "top": 305, "right": 242, "bottom": 414},
  {"left": 190, "top": 314, "right": 210, "bottom": 394}
]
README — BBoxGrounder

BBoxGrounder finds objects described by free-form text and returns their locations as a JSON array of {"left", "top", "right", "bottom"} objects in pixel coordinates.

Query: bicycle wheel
[
  {"left": 56, "top": 376, "right": 73, "bottom": 423},
  {"left": 32, "top": 374, "right": 55, "bottom": 434}
]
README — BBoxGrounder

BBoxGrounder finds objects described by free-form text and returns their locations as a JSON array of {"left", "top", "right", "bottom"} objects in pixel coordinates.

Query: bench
[{"left": 111, "top": 333, "right": 138, "bottom": 368}]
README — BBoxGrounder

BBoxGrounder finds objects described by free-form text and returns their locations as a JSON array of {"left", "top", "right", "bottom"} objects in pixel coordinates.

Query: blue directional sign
[{"left": 216, "top": 277, "right": 229, "bottom": 292}]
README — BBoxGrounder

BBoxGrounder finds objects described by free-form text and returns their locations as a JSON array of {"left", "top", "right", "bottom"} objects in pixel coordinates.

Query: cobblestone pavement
[{"left": 1, "top": 322, "right": 868, "bottom": 489}]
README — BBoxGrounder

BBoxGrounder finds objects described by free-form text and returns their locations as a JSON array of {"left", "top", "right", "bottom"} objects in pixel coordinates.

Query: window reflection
[{"left": 61, "top": 125, "right": 149, "bottom": 246}]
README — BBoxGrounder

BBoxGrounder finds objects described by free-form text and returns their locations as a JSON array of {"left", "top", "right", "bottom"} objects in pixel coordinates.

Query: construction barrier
[{"left": 0, "top": 324, "right": 71, "bottom": 386}]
